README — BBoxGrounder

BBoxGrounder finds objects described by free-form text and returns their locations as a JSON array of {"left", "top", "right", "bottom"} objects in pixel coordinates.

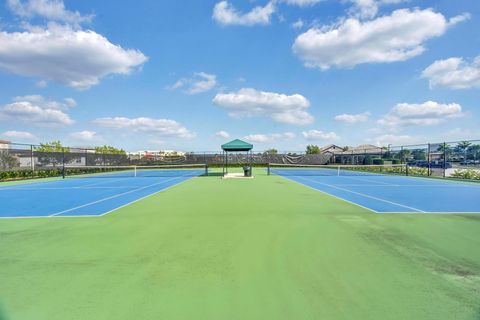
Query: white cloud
[
  {"left": 69, "top": 130, "right": 98, "bottom": 142},
  {"left": 378, "top": 101, "right": 464, "bottom": 129},
  {"left": 0, "top": 130, "right": 37, "bottom": 141},
  {"left": 12, "top": 95, "right": 76, "bottom": 110},
  {"left": 302, "top": 130, "right": 339, "bottom": 140},
  {"left": 283, "top": 0, "right": 322, "bottom": 7},
  {"left": 36, "top": 80, "right": 48, "bottom": 88},
  {"left": 421, "top": 56, "right": 480, "bottom": 90},
  {"left": 168, "top": 72, "right": 217, "bottom": 94},
  {"left": 0, "top": 96, "right": 74, "bottom": 127},
  {"left": 335, "top": 112, "right": 370, "bottom": 123},
  {"left": 244, "top": 132, "right": 296, "bottom": 143},
  {"left": 93, "top": 117, "right": 196, "bottom": 139},
  {"left": 212, "top": 1, "right": 275, "bottom": 26},
  {"left": 345, "top": 1, "right": 413, "bottom": 19},
  {"left": 369, "top": 134, "right": 415, "bottom": 146},
  {"left": 7, "top": 0, "right": 93, "bottom": 26},
  {"left": 445, "top": 128, "right": 480, "bottom": 140},
  {"left": 293, "top": 8, "right": 467, "bottom": 70},
  {"left": 291, "top": 19, "right": 305, "bottom": 29},
  {"left": 213, "top": 88, "right": 314, "bottom": 125},
  {"left": 346, "top": 0, "right": 378, "bottom": 19},
  {"left": 149, "top": 139, "right": 165, "bottom": 146},
  {"left": 215, "top": 130, "right": 230, "bottom": 139},
  {"left": 0, "top": 23, "right": 148, "bottom": 90}
]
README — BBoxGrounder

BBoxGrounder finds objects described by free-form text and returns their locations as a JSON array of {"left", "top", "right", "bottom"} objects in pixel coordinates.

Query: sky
[{"left": 0, "top": 0, "right": 479, "bottom": 152}]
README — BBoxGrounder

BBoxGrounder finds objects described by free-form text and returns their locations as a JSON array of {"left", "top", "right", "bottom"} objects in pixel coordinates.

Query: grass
[{"left": 0, "top": 169, "right": 479, "bottom": 319}]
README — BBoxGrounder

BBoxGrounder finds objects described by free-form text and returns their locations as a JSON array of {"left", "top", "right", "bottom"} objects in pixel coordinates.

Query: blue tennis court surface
[
  {"left": 0, "top": 170, "right": 203, "bottom": 218},
  {"left": 271, "top": 169, "right": 480, "bottom": 213}
]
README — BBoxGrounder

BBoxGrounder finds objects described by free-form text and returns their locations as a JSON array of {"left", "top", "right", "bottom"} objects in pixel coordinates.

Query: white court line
[
  {"left": 294, "top": 176, "right": 426, "bottom": 213},
  {"left": 339, "top": 175, "right": 400, "bottom": 186},
  {"left": 48, "top": 176, "right": 185, "bottom": 217},
  {"left": 83, "top": 174, "right": 197, "bottom": 217},
  {"left": 0, "top": 174, "right": 199, "bottom": 219},
  {"left": 277, "top": 175, "right": 379, "bottom": 213},
  {"left": 74, "top": 177, "right": 128, "bottom": 188},
  {"left": 330, "top": 184, "right": 480, "bottom": 188},
  {"left": 0, "top": 186, "right": 140, "bottom": 191}
]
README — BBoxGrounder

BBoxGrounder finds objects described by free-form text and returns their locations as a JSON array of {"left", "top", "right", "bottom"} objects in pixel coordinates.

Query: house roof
[{"left": 221, "top": 139, "right": 253, "bottom": 151}]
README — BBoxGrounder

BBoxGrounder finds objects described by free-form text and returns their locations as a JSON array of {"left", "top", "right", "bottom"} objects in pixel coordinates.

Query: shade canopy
[{"left": 221, "top": 139, "right": 253, "bottom": 152}]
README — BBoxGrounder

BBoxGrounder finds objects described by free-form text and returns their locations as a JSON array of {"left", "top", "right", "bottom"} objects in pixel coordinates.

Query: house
[
  {"left": 320, "top": 144, "right": 344, "bottom": 154},
  {"left": 0, "top": 140, "right": 10, "bottom": 150},
  {"left": 327, "top": 144, "right": 387, "bottom": 165}
]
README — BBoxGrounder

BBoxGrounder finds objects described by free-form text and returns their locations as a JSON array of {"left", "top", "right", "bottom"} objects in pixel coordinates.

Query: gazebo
[{"left": 221, "top": 139, "right": 253, "bottom": 177}]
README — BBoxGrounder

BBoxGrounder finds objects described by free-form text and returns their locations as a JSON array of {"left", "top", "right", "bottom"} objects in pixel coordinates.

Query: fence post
[
  {"left": 427, "top": 143, "right": 431, "bottom": 176},
  {"left": 62, "top": 147, "right": 66, "bottom": 178},
  {"left": 30, "top": 144, "right": 34, "bottom": 173},
  {"left": 443, "top": 142, "right": 447, "bottom": 178}
]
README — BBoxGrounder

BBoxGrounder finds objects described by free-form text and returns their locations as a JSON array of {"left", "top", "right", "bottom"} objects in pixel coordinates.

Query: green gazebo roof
[{"left": 221, "top": 139, "right": 253, "bottom": 152}]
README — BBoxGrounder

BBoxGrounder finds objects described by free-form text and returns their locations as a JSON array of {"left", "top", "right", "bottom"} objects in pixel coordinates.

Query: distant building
[
  {"left": 319, "top": 143, "right": 387, "bottom": 165},
  {"left": 127, "top": 150, "right": 186, "bottom": 161},
  {"left": 0, "top": 140, "right": 10, "bottom": 150}
]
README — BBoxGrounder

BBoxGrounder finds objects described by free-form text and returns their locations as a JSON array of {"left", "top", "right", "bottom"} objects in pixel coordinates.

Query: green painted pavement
[{"left": 0, "top": 169, "right": 479, "bottom": 319}]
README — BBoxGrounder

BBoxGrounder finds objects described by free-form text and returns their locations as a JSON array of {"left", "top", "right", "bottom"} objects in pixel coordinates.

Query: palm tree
[
  {"left": 397, "top": 149, "right": 412, "bottom": 163},
  {"left": 457, "top": 141, "right": 472, "bottom": 162},
  {"left": 467, "top": 144, "right": 480, "bottom": 162}
]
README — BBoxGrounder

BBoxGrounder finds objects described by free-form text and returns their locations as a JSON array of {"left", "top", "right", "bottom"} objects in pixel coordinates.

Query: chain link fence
[{"left": 1, "top": 139, "right": 479, "bottom": 181}]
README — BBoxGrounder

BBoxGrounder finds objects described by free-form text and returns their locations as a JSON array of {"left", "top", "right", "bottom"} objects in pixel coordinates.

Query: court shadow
[
  {"left": 204, "top": 172, "right": 224, "bottom": 177},
  {"left": 0, "top": 303, "right": 9, "bottom": 320}
]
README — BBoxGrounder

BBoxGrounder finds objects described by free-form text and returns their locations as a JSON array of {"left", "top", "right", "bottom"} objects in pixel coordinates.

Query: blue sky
[{"left": 0, "top": 0, "right": 479, "bottom": 152}]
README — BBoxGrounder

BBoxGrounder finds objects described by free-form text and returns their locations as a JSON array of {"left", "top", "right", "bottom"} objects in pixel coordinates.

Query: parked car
[
  {"left": 411, "top": 160, "right": 452, "bottom": 168},
  {"left": 460, "top": 160, "right": 479, "bottom": 165}
]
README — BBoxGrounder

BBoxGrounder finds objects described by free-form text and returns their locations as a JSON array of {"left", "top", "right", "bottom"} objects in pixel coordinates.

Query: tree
[
  {"left": 94, "top": 145, "right": 127, "bottom": 165},
  {"left": 364, "top": 155, "right": 373, "bottom": 165},
  {"left": 456, "top": 141, "right": 472, "bottom": 160},
  {"left": 0, "top": 151, "right": 19, "bottom": 170},
  {"left": 95, "top": 145, "right": 126, "bottom": 155},
  {"left": 396, "top": 149, "right": 412, "bottom": 163},
  {"left": 437, "top": 143, "right": 452, "bottom": 154},
  {"left": 34, "top": 141, "right": 69, "bottom": 167},
  {"left": 35, "top": 141, "right": 70, "bottom": 153},
  {"left": 306, "top": 145, "right": 321, "bottom": 154},
  {"left": 412, "top": 149, "right": 426, "bottom": 161},
  {"left": 263, "top": 149, "right": 278, "bottom": 155},
  {"left": 467, "top": 144, "right": 480, "bottom": 160}
]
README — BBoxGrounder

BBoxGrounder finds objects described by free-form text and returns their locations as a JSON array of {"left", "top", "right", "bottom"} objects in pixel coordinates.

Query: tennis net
[
  {"left": 63, "top": 164, "right": 208, "bottom": 178},
  {"left": 267, "top": 163, "right": 408, "bottom": 176}
]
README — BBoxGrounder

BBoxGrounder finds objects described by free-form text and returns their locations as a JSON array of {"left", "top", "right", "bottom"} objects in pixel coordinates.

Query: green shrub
[
  {"left": 408, "top": 167, "right": 428, "bottom": 176},
  {"left": 0, "top": 169, "right": 62, "bottom": 181},
  {"left": 364, "top": 156, "right": 373, "bottom": 165},
  {"left": 450, "top": 169, "right": 480, "bottom": 180},
  {"left": 372, "top": 158, "right": 384, "bottom": 165}
]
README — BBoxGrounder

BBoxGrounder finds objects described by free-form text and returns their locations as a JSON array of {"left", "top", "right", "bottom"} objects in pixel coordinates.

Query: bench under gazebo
[{"left": 221, "top": 139, "right": 254, "bottom": 178}]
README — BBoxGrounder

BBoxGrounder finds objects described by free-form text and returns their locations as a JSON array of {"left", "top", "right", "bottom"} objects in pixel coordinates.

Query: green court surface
[{"left": 1, "top": 170, "right": 480, "bottom": 320}]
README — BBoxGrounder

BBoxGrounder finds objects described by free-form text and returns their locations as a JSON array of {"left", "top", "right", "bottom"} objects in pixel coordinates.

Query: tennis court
[
  {"left": 0, "top": 165, "right": 207, "bottom": 218},
  {"left": 1, "top": 166, "right": 480, "bottom": 320},
  {"left": 268, "top": 164, "right": 480, "bottom": 213}
]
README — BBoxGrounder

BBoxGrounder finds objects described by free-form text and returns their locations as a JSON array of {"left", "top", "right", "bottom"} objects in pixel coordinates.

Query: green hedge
[
  {"left": 0, "top": 169, "right": 62, "bottom": 181},
  {"left": 407, "top": 167, "right": 428, "bottom": 176},
  {"left": 450, "top": 169, "right": 480, "bottom": 180}
]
